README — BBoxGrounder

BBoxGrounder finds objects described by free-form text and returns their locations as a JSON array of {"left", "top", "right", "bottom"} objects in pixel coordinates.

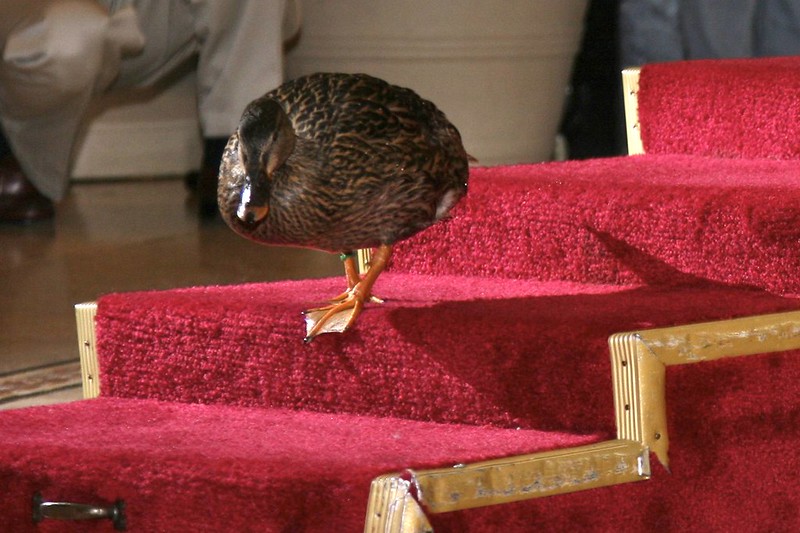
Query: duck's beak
[
  {"left": 238, "top": 205, "right": 269, "bottom": 225},
  {"left": 237, "top": 179, "right": 269, "bottom": 224}
]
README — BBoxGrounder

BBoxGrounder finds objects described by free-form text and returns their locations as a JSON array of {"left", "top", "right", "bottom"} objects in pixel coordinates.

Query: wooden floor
[{"left": 0, "top": 178, "right": 342, "bottom": 409}]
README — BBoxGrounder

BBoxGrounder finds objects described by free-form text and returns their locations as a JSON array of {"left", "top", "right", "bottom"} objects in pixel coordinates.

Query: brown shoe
[{"left": 0, "top": 156, "right": 55, "bottom": 223}]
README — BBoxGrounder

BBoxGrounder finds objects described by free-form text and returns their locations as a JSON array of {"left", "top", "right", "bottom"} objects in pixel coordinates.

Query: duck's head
[{"left": 235, "top": 97, "right": 296, "bottom": 225}]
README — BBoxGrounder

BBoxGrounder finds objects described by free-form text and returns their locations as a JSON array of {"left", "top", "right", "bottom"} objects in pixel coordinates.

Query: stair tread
[
  {"left": 0, "top": 397, "right": 603, "bottom": 531},
  {"left": 96, "top": 275, "right": 800, "bottom": 433},
  {"left": 393, "top": 155, "right": 800, "bottom": 294}
]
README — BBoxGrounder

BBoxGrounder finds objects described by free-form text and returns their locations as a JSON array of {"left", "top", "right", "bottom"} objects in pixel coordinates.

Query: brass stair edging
[
  {"left": 357, "top": 248, "right": 373, "bottom": 275},
  {"left": 413, "top": 438, "right": 648, "bottom": 514},
  {"left": 75, "top": 302, "right": 100, "bottom": 399},
  {"left": 364, "top": 439, "right": 650, "bottom": 530},
  {"left": 622, "top": 67, "right": 643, "bottom": 155},
  {"left": 609, "top": 331, "right": 669, "bottom": 467},
  {"left": 609, "top": 309, "right": 800, "bottom": 469},
  {"left": 365, "top": 475, "right": 433, "bottom": 533}
]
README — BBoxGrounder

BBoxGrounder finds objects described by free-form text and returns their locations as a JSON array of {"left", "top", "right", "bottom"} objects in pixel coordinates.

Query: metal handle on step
[{"left": 33, "top": 492, "right": 127, "bottom": 530}]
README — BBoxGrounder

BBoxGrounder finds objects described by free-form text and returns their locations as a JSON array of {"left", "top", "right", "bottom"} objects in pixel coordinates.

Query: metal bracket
[{"left": 33, "top": 492, "right": 127, "bottom": 531}]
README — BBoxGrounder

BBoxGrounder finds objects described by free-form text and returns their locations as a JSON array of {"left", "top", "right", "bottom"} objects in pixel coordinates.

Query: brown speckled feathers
[{"left": 218, "top": 73, "right": 469, "bottom": 253}]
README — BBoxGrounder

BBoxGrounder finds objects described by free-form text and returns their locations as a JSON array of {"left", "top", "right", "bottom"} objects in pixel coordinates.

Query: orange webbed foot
[
  {"left": 302, "top": 245, "right": 392, "bottom": 342},
  {"left": 303, "top": 287, "right": 368, "bottom": 342}
]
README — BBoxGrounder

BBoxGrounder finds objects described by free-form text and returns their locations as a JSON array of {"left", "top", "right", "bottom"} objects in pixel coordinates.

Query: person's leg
[
  {"left": 192, "top": 0, "right": 293, "bottom": 216},
  {"left": 193, "top": 0, "right": 290, "bottom": 138},
  {"left": 679, "top": 0, "right": 758, "bottom": 58},
  {"left": 0, "top": 1, "right": 143, "bottom": 221},
  {"left": 113, "top": 0, "right": 295, "bottom": 217},
  {"left": 755, "top": 0, "right": 800, "bottom": 56},
  {"left": 619, "top": 0, "right": 684, "bottom": 67}
]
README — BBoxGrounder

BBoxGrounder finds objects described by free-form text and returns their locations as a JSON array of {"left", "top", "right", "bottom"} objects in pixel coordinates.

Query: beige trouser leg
[
  {"left": 0, "top": 0, "right": 144, "bottom": 200},
  {"left": 114, "top": 0, "right": 295, "bottom": 138},
  {"left": 0, "top": 0, "right": 295, "bottom": 201}
]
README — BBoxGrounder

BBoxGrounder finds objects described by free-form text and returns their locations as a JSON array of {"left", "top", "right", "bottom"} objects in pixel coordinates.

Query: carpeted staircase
[{"left": 1, "top": 57, "right": 799, "bottom": 532}]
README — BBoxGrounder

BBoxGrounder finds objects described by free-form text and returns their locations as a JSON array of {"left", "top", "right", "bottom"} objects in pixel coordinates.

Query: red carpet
[
  {"left": 96, "top": 276, "right": 800, "bottom": 437},
  {"left": 1, "top": 57, "right": 800, "bottom": 531},
  {"left": 637, "top": 56, "right": 800, "bottom": 159},
  {"left": 0, "top": 398, "right": 602, "bottom": 532},
  {"left": 392, "top": 155, "right": 800, "bottom": 294}
]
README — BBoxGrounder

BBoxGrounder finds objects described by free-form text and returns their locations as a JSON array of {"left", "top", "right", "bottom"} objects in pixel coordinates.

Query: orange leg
[
  {"left": 326, "top": 252, "right": 363, "bottom": 303},
  {"left": 343, "top": 253, "right": 361, "bottom": 289},
  {"left": 303, "top": 244, "right": 392, "bottom": 342}
]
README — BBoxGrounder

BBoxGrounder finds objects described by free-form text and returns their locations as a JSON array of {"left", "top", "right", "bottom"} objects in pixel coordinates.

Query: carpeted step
[
  {"left": 0, "top": 397, "right": 603, "bottom": 532},
  {"left": 637, "top": 56, "right": 800, "bottom": 160},
  {"left": 96, "top": 274, "right": 800, "bottom": 436},
  {"left": 392, "top": 156, "right": 800, "bottom": 294}
]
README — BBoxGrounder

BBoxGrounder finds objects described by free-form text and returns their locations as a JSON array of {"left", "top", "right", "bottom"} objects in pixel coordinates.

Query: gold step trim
[
  {"left": 609, "top": 310, "right": 800, "bottom": 469},
  {"left": 622, "top": 67, "right": 643, "bottom": 155},
  {"left": 365, "top": 474, "right": 433, "bottom": 533},
  {"left": 364, "top": 439, "right": 648, "bottom": 530},
  {"left": 357, "top": 248, "right": 373, "bottom": 276},
  {"left": 75, "top": 302, "right": 100, "bottom": 399},
  {"left": 414, "top": 438, "right": 648, "bottom": 513}
]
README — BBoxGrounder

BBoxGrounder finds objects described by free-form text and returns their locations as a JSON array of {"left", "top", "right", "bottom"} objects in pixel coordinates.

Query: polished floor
[{"left": 0, "top": 178, "right": 342, "bottom": 409}]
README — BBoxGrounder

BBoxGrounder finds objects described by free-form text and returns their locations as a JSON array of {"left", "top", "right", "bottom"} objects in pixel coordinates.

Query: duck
[{"left": 218, "top": 72, "right": 469, "bottom": 342}]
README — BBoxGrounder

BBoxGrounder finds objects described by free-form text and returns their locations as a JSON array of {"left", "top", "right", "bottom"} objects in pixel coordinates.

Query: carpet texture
[
  {"left": 637, "top": 57, "right": 800, "bottom": 159},
  {"left": 0, "top": 397, "right": 602, "bottom": 532},
  {"left": 85, "top": 153, "right": 800, "bottom": 530},
  {"left": 96, "top": 276, "right": 800, "bottom": 437},
  {"left": 391, "top": 156, "right": 800, "bottom": 294}
]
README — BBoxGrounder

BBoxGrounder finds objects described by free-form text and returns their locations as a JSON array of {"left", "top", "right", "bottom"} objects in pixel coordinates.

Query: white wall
[{"left": 71, "top": 70, "right": 203, "bottom": 181}]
